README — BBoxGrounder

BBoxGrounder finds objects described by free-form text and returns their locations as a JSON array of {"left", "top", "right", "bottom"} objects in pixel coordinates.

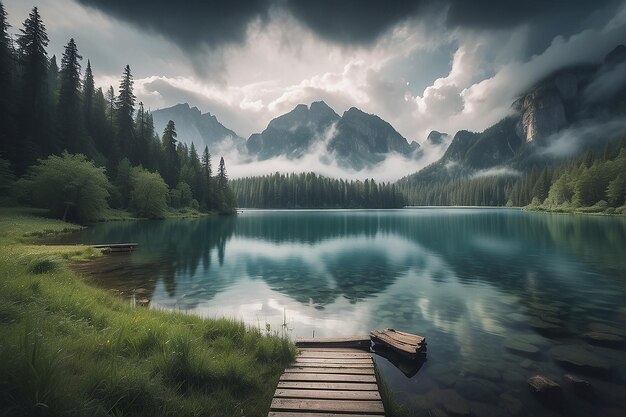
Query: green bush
[
  {"left": 19, "top": 152, "right": 111, "bottom": 223},
  {"left": 27, "top": 256, "right": 62, "bottom": 274},
  {"left": 129, "top": 168, "right": 169, "bottom": 219},
  {"left": 170, "top": 181, "right": 193, "bottom": 208}
]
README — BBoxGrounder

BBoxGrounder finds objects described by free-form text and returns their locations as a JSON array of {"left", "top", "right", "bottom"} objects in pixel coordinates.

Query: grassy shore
[
  {"left": 95, "top": 207, "right": 214, "bottom": 222},
  {"left": 0, "top": 207, "right": 295, "bottom": 417}
]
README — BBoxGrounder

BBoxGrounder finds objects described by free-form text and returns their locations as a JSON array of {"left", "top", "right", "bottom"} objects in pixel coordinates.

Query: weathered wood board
[
  {"left": 269, "top": 345, "right": 385, "bottom": 416},
  {"left": 370, "top": 328, "right": 426, "bottom": 358}
]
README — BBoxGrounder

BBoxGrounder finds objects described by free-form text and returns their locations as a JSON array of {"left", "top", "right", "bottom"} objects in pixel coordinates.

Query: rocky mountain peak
[{"left": 426, "top": 131, "right": 449, "bottom": 145}]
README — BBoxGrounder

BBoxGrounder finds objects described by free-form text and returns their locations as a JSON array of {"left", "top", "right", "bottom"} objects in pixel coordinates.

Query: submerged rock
[
  {"left": 455, "top": 378, "right": 500, "bottom": 403},
  {"left": 583, "top": 331, "right": 625, "bottom": 348},
  {"left": 551, "top": 345, "right": 612, "bottom": 376},
  {"left": 564, "top": 374, "right": 594, "bottom": 399},
  {"left": 428, "top": 389, "right": 471, "bottom": 416},
  {"left": 588, "top": 323, "right": 626, "bottom": 337},
  {"left": 528, "top": 375, "right": 563, "bottom": 407},
  {"left": 504, "top": 338, "right": 540, "bottom": 356},
  {"left": 465, "top": 364, "right": 501, "bottom": 381},
  {"left": 528, "top": 318, "right": 568, "bottom": 337},
  {"left": 469, "top": 401, "right": 508, "bottom": 417},
  {"left": 499, "top": 393, "right": 524, "bottom": 416}
]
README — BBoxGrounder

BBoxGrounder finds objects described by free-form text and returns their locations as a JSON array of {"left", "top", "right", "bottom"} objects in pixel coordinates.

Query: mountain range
[
  {"left": 152, "top": 103, "right": 246, "bottom": 154},
  {"left": 153, "top": 101, "right": 420, "bottom": 171},
  {"left": 153, "top": 44, "right": 626, "bottom": 178}
]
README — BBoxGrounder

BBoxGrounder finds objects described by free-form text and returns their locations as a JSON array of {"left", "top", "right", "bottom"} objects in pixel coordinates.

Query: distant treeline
[
  {"left": 231, "top": 172, "right": 405, "bottom": 209},
  {"left": 0, "top": 5, "right": 236, "bottom": 219},
  {"left": 397, "top": 136, "right": 626, "bottom": 213}
]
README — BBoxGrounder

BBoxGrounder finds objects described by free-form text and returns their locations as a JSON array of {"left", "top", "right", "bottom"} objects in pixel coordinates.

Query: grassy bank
[
  {"left": 97, "top": 206, "right": 213, "bottom": 222},
  {"left": 524, "top": 202, "right": 626, "bottom": 216},
  {"left": 0, "top": 207, "right": 295, "bottom": 417}
]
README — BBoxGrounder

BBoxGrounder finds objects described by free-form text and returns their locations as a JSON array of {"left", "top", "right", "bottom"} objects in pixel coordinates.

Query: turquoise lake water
[{"left": 60, "top": 208, "right": 626, "bottom": 416}]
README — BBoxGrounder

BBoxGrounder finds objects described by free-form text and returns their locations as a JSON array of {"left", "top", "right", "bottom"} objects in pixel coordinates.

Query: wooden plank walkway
[
  {"left": 269, "top": 344, "right": 385, "bottom": 417},
  {"left": 90, "top": 243, "right": 138, "bottom": 252}
]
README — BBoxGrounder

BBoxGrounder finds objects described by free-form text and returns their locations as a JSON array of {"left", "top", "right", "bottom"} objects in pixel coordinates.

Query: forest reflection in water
[{"left": 60, "top": 209, "right": 626, "bottom": 417}]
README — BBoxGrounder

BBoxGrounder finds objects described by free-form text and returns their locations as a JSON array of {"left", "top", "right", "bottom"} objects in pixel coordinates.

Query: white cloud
[
  {"left": 538, "top": 118, "right": 626, "bottom": 158},
  {"left": 471, "top": 167, "right": 521, "bottom": 179}
]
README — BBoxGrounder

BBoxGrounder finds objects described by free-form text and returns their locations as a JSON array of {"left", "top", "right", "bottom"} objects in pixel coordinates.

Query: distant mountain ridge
[
  {"left": 247, "top": 101, "right": 419, "bottom": 170},
  {"left": 152, "top": 103, "right": 245, "bottom": 152},
  {"left": 247, "top": 101, "right": 340, "bottom": 159}
]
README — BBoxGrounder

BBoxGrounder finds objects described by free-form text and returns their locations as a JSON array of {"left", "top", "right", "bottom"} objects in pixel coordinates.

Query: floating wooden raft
[
  {"left": 370, "top": 328, "right": 426, "bottom": 359},
  {"left": 90, "top": 243, "right": 138, "bottom": 252},
  {"left": 269, "top": 343, "right": 385, "bottom": 416}
]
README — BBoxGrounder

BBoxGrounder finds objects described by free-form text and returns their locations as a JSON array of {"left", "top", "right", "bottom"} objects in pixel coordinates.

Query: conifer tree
[
  {"left": 217, "top": 156, "right": 228, "bottom": 191},
  {"left": 47, "top": 55, "right": 58, "bottom": 102},
  {"left": 116, "top": 65, "right": 135, "bottom": 163},
  {"left": 134, "top": 101, "right": 149, "bottom": 166},
  {"left": 57, "top": 38, "right": 82, "bottom": 153},
  {"left": 201, "top": 145, "right": 212, "bottom": 209},
  {"left": 160, "top": 120, "right": 179, "bottom": 188},
  {"left": 16, "top": 6, "right": 50, "bottom": 165},
  {"left": 82, "top": 59, "right": 94, "bottom": 131},
  {"left": 0, "top": 1, "right": 17, "bottom": 161}
]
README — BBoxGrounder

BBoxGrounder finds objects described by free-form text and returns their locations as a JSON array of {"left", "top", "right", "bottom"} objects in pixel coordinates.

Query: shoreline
[{"left": 0, "top": 206, "right": 296, "bottom": 417}]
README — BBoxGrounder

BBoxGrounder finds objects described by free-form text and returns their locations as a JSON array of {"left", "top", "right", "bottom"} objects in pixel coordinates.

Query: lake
[{"left": 59, "top": 208, "right": 626, "bottom": 416}]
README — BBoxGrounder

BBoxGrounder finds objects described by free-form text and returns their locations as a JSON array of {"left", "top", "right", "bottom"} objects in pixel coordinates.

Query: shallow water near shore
[{"left": 57, "top": 208, "right": 626, "bottom": 416}]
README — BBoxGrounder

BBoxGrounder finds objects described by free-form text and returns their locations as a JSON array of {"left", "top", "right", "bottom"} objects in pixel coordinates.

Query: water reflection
[{"left": 60, "top": 209, "right": 626, "bottom": 417}]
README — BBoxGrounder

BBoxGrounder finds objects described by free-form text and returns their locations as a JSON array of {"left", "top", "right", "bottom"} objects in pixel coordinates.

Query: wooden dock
[
  {"left": 269, "top": 339, "right": 385, "bottom": 417},
  {"left": 90, "top": 243, "right": 138, "bottom": 252}
]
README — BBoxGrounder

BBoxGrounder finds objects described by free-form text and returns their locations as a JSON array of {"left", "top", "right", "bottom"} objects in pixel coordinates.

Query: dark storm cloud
[
  {"left": 283, "top": 0, "right": 428, "bottom": 44},
  {"left": 76, "top": 0, "right": 271, "bottom": 51},
  {"left": 446, "top": 0, "right": 623, "bottom": 56},
  {"left": 76, "top": 0, "right": 621, "bottom": 51}
]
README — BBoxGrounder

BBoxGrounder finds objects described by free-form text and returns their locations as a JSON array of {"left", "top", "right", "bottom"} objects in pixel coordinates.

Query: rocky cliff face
[
  {"left": 516, "top": 85, "right": 568, "bottom": 143},
  {"left": 513, "top": 44, "right": 626, "bottom": 144}
]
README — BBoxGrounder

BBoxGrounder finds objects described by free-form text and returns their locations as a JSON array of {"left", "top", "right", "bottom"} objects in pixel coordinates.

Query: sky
[{"left": 4, "top": 0, "right": 626, "bottom": 174}]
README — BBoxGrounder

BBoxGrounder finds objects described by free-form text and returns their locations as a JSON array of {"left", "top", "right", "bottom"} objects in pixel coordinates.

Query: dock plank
[
  {"left": 298, "top": 351, "right": 372, "bottom": 359},
  {"left": 285, "top": 367, "right": 374, "bottom": 375},
  {"left": 277, "top": 381, "right": 379, "bottom": 391},
  {"left": 280, "top": 373, "right": 377, "bottom": 383},
  {"left": 299, "top": 348, "right": 368, "bottom": 353},
  {"left": 269, "top": 337, "right": 387, "bottom": 416},
  {"left": 270, "top": 398, "right": 385, "bottom": 414},
  {"left": 270, "top": 413, "right": 382, "bottom": 417},
  {"left": 296, "top": 356, "right": 372, "bottom": 364},
  {"left": 292, "top": 361, "right": 373, "bottom": 368},
  {"left": 274, "top": 389, "right": 381, "bottom": 401}
]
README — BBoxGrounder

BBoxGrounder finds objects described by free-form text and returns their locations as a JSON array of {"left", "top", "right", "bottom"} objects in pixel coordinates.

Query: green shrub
[
  {"left": 19, "top": 152, "right": 111, "bottom": 223},
  {"left": 28, "top": 256, "right": 62, "bottom": 274},
  {"left": 129, "top": 168, "right": 169, "bottom": 219}
]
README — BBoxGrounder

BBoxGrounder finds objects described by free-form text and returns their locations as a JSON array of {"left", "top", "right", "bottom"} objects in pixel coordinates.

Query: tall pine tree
[
  {"left": 82, "top": 59, "right": 94, "bottom": 134},
  {"left": 116, "top": 65, "right": 135, "bottom": 164},
  {"left": 0, "top": 1, "right": 17, "bottom": 162},
  {"left": 160, "top": 120, "right": 179, "bottom": 188},
  {"left": 16, "top": 6, "right": 50, "bottom": 167},
  {"left": 201, "top": 145, "right": 213, "bottom": 209},
  {"left": 57, "top": 38, "right": 82, "bottom": 153}
]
